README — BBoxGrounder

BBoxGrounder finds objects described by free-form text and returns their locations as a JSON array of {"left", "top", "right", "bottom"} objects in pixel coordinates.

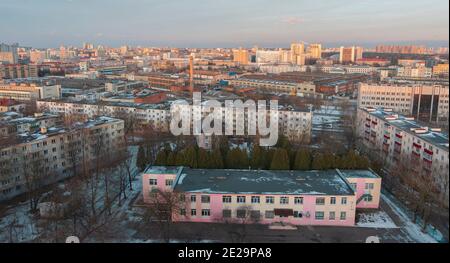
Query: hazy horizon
[{"left": 1, "top": 0, "right": 449, "bottom": 49}]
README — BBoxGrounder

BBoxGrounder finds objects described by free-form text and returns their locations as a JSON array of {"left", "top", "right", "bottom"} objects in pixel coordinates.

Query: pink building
[{"left": 142, "top": 167, "right": 382, "bottom": 227}]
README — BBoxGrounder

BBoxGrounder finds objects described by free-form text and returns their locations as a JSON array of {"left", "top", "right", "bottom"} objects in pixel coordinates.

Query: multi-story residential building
[
  {"left": 356, "top": 107, "right": 449, "bottom": 202},
  {"left": 0, "top": 116, "right": 125, "bottom": 201},
  {"left": 0, "top": 82, "right": 61, "bottom": 101},
  {"left": 306, "top": 44, "right": 322, "bottom": 59},
  {"left": 229, "top": 78, "right": 316, "bottom": 97},
  {"left": 375, "top": 45, "right": 429, "bottom": 54},
  {"left": 171, "top": 102, "right": 313, "bottom": 143},
  {"left": 339, "top": 46, "right": 356, "bottom": 64},
  {"left": 37, "top": 100, "right": 170, "bottom": 131},
  {"left": 37, "top": 98, "right": 313, "bottom": 143},
  {"left": 433, "top": 64, "right": 449, "bottom": 77},
  {"left": 232, "top": 48, "right": 249, "bottom": 65},
  {"left": 134, "top": 73, "right": 187, "bottom": 89},
  {"left": 256, "top": 50, "right": 281, "bottom": 64},
  {"left": 357, "top": 83, "right": 449, "bottom": 123},
  {"left": 397, "top": 66, "right": 432, "bottom": 78},
  {"left": 0, "top": 64, "right": 39, "bottom": 79},
  {"left": 142, "top": 167, "right": 381, "bottom": 226},
  {"left": 0, "top": 43, "right": 19, "bottom": 64}
]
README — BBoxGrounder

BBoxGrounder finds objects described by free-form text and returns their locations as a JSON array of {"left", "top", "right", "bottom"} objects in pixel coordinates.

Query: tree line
[{"left": 137, "top": 136, "right": 370, "bottom": 171}]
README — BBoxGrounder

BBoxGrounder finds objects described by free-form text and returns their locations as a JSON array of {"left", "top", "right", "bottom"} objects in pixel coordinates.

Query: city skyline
[{"left": 0, "top": 0, "right": 448, "bottom": 48}]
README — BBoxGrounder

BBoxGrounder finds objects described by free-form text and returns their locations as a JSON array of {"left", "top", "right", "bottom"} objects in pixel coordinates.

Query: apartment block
[
  {"left": 229, "top": 78, "right": 316, "bottom": 97},
  {"left": 0, "top": 116, "right": 125, "bottom": 201},
  {"left": 0, "top": 64, "right": 38, "bottom": 79},
  {"left": 357, "top": 107, "right": 449, "bottom": 202},
  {"left": 142, "top": 167, "right": 382, "bottom": 226}
]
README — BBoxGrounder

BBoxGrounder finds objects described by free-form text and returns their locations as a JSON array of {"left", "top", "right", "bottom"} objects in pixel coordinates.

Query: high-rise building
[
  {"left": 307, "top": 44, "right": 322, "bottom": 59},
  {"left": 291, "top": 42, "right": 305, "bottom": 65},
  {"left": 355, "top": 46, "right": 364, "bottom": 60},
  {"left": 0, "top": 43, "right": 19, "bottom": 64},
  {"left": 339, "top": 46, "right": 356, "bottom": 63},
  {"left": 232, "top": 48, "right": 249, "bottom": 65}
]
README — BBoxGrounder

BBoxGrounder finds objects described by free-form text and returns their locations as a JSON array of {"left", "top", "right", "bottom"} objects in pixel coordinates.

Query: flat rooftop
[
  {"left": 362, "top": 107, "right": 449, "bottom": 151},
  {"left": 172, "top": 168, "right": 356, "bottom": 196}
]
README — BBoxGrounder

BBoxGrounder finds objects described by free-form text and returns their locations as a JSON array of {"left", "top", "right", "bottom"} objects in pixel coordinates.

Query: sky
[{"left": 0, "top": 0, "right": 449, "bottom": 48}]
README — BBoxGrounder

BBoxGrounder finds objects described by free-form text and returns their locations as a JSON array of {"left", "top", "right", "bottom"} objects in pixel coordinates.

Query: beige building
[
  {"left": 232, "top": 48, "right": 249, "bottom": 65},
  {"left": 0, "top": 116, "right": 125, "bottom": 201},
  {"left": 0, "top": 82, "right": 61, "bottom": 101},
  {"left": 0, "top": 64, "right": 38, "bottom": 79},
  {"left": 307, "top": 44, "right": 322, "bottom": 59},
  {"left": 433, "top": 64, "right": 449, "bottom": 77},
  {"left": 229, "top": 78, "right": 316, "bottom": 97},
  {"left": 357, "top": 83, "right": 449, "bottom": 123}
]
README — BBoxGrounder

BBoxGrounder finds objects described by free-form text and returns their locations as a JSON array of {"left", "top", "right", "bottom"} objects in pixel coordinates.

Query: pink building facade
[{"left": 142, "top": 167, "right": 382, "bottom": 227}]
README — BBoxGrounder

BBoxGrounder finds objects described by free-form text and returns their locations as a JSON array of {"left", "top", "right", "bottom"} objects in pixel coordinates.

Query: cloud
[{"left": 280, "top": 16, "right": 305, "bottom": 25}]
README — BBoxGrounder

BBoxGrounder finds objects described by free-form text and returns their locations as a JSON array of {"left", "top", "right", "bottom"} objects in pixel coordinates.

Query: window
[
  {"left": 365, "top": 183, "right": 374, "bottom": 190},
  {"left": 180, "top": 209, "right": 186, "bottom": 216},
  {"left": 340, "top": 212, "right": 347, "bottom": 220},
  {"left": 201, "top": 209, "right": 210, "bottom": 217},
  {"left": 201, "top": 195, "right": 210, "bottom": 203},
  {"left": 179, "top": 194, "right": 185, "bottom": 202},
  {"left": 223, "top": 210, "right": 232, "bottom": 218},
  {"left": 190, "top": 195, "right": 196, "bottom": 202},
  {"left": 237, "top": 210, "right": 247, "bottom": 218},
  {"left": 341, "top": 197, "right": 347, "bottom": 205},
  {"left": 266, "top": 196, "right": 274, "bottom": 204},
  {"left": 363, "top": 195, "right": 373, "bottom": 202},
  {"left": 237, "top": 196, "right": 246, "bottom": 203},
  {"left": 349, "top": 183, "right": 357, "bottom": 190},
  {"left": 149, "top": 179, "right": 157, "bottom": 185},
  {"left": 165, "top": 179, "right": 173, "bottom": 186},
  {"left": 250, "top": 210, "right": 260, "bottom": 220},
  {"left": 251, "top": 196, "right": 260, "bottom": 204},
  {"left": 330, "top": 197, "right": 336, "bottom": 205},
  {"left": 316, "top": 198, "right": 325, "bottom": 205},
  {"left": 294, "top": 197, "right": 303, "bottom": 204},
  {"left": 280, "top": 197, "right": 289, "bottom": 204},
  {"left": 315, "top": 212, "right": 324, "bottom": 220},
  {"left": 329, "top": 211, "right": 335, "bottom": 220},
  {"left": 265, "top": 211, "right": 274, "bottom": 219},
  {"left": 293, "top": 211, "right": 303, "bottom": 218},
  {"left": 191, "top": 209, "right": 197, "bottom": 216},
  {"left": 222, "top": 196, "right": 232, "bottom": 203}
]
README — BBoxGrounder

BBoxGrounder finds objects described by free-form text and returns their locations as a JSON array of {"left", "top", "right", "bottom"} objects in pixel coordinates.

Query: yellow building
[
  {"left": 433, "top": 63, "right": 449, "bottom": 77},
  {"left": 232, "top": 48, "right": 249, "bottom": 65},
  {"left": 307, "top": 44, "right": 322, "bottom": 59}
]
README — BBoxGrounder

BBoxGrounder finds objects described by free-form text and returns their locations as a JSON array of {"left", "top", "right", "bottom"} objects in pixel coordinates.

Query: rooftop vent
[
  {"left": 431, "top": 128, "right": 442, "bottom": 132},
  {"left": 40, "top": 127, "right": 48, "bottom": 134}
]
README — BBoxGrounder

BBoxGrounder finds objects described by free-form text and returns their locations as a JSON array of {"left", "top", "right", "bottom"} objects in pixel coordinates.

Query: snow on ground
[
  {"left": 0, "top": 201, "right": 38, "bottom": 243},
  {"left": 356, "top": 211, "right": 397, "bottom": 229},
  {"left": 381, "top": 193, "right": 437, "bottom": 243}
]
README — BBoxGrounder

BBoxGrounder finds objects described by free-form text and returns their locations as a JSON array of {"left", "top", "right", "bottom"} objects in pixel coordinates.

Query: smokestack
[{"left": 189, "top": 55, "right": 194, "bottom": 93}]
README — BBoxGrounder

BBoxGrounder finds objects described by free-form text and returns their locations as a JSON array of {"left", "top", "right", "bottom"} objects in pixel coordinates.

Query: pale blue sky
[{"left": 0, "top": 0, "right": 448, "bottom": 48}]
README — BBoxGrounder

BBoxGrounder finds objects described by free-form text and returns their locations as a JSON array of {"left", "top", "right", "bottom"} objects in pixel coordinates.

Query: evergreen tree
[
  {"left": 197, "top": 148, "right": 210, "bottom": 169},
  {"left": 294, "top": 149, "right": 311, "bottom": 170},
  {"left": 226, "top": 148, "right": 249, "bottom": 169},
  {"left": 210, "top": 148, "right": 224, "bottom": 169},
  {"left": 136, "top": 145, "right": 147, "bottom": 171},
  {"left": 184, "top": 146, "right": 198, "bottom": 168},
  {"left": 270, "top": 148, "right": 290, "bottom": 170},
  {"left": 166, "top": 151, "right": 177, "bottom": 166},
  {"left": 322, "top": 152, "right": 336, "bottom": 169},
  {"left": 312, "top": 153, "right": 326, "bottom": 170},
  {"left": 250, "top": 144, "right": 263, "bottom": 169},
  {"left": 154, "top": 150, "right": 167, "bottom": 166},
  {"left": 175, "top": 150, "right": 186, "bottom": 166}
]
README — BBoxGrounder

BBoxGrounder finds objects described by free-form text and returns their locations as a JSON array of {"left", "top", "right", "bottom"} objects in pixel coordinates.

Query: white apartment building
[
  {"left": 36, "top": 100, "right": 169, "bottom": 131},
  {"left": 357, "top": 107, "right": 449, "bottom": 202},
  {"left": 171, "top": 102, "right": 313, "bottom": 143},
  {"left": 358, "top": 83, "right": 449, "bottom": 123},
  {"left": 0, "top": 116, "right": 124, "bottom": 201}
]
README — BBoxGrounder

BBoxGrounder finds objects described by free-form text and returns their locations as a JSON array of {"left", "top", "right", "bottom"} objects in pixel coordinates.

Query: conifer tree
[
  {"left": 154, "top": 150, "right": 167, "bottom": 166},
  {"left": 137, "top": 145, "right": 147, "bottom": 171},
  {"left": 294, "top": 149, "right": 311, "bottom": 170},
  {"left": 270, "top": 148, "right": 290, "bottom": 170}
]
